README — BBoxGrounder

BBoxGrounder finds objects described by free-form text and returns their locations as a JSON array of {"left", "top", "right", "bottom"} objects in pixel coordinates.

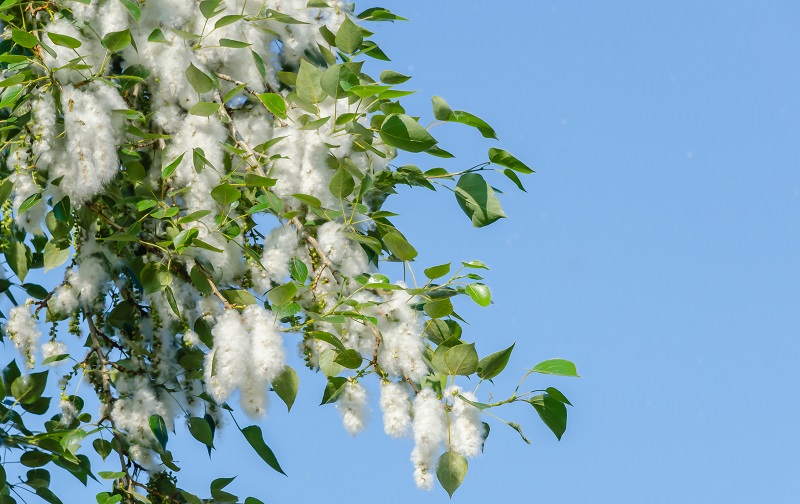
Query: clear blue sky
[
  {"left": 196, "top": 2, "right": 800, "bottom": 502},
  {"left": 11, "top": 1, "right": 800, "bottom": 502}
]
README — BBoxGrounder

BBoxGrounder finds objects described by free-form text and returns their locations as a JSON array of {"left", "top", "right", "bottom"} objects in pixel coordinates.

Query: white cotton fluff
[
  {"left": 204, "top": 307, "right": 285, "bottom": 419},
  {"left": 48, "top": 279, "right": 79, "bottom": 317},
  {"left": 30, "top": 92, "right": 60, "bottom": 171},
  {"left": 267, "top": 0, "right": 350, "bottom": 67},
  {"left": 140, "top": 0, "right": 197, "bottom": 29},
  {"left": 4, "top": 303, "right": 41, "bottom": 368},
  {"left": 380, "top": 381, "right": 412, "bottom": 438},
  {"left": 316, "top": 221, "right": 369, "bottom": 278},
  {"left": 252, "top": 226, "right": 298, "bottom": 292},
  {"left": 377, "top": 318, "right": 428, "bottom": 383},
  {"left": 109, "top": 374, "right": 175, "bottom": 468},
  {"left": 135, "top": 36, "right": 202, "bottom": 112},
  {"left": 166, "top": 114, "right": 228, "bottom": 213},
  {"left": 411, "top": 389, "right": 447, "bottom": 490},
  {"left": 57, "top": 84, "right": 127, "bottom": 204},
  {"left": 40, "top": 17, "right": 104, "bottom": 83},
  {"left": 41, "top": 341, "right": 68, "bottom": 366},
  {"left": 8, "top": 170, "right": 46, "bottom": 235},
  {"left": 337, "top": 381, "right": 368, "bottom": 436},
  {"left": 59, "top": 398, "right": 78, "bottom": 426},
  {"left": 96, "top": 0, "right": 130, "bottom": 37},
  {"left": 243, "top": 305, "right": 286, "bottom": 384},
  {"left": 446, "top": 387, "right": 485, "bottom": 458},
  {"left": 74, "top": 255, "right": 110, "bottom": 307},
  {"left": 203, "top": 309, "right": 250, "bottom": 403}
]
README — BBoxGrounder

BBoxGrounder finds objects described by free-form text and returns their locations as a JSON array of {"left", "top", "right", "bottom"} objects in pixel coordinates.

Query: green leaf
[
  {"left": 530, "top": 358, "right": 580, "bottom": 377},
  {"left": 334, "top": 16, "right": 362, "bottom": 54},
  {"left": 119, "top": 0, "right": 142, "bottom": 22},
  {"left": 329, "top": 168, "right": 355, "bottom": 199},
  {"left": 424, "top": 263, "right": 450, "bottom": 280},
  {"left": 432, "top": 95, "right": 453, "bottom": 121},
  {"left": 289, "top": 258, "right": 308, "bottom": 284},
  {"left": 379, "top": 114, "right": 437, "bottom": 153},
  {"left": 244, "top": 174, "right": 277, "bottom": 187},
  {"left": 320, "top": 63, "right": 360, "bottom": 99},
  {"left": 320, "top": 376, "right": 348, "bottom": 404},
  {"left": 220, "top": 289, "right": 258, "bottom": 306},
  {"left": 424, "top": 319, "right": 461, "bottom": 345},
  {"left": 310, "top": 331, "right": 347, "bottom": 353},
  {"left": 443, "top": 343, "right": 478, "bottom": 376},
  {"left": 0, "top": 179, "right": 13, "bottom": 205},
  {"left": 464, "top": 283, "right": 491, "bottom": 307},
  {"left": 93, "top": 439, "right": 112, "bottom": 460},
  {"left": 436, "top": 451, "right": 467, "bottom": 498},
  {"left": 477, "top": 343, "right": 514, "bottom": 380},
  {"left": 383, "top": 230, "right": 417, "bottom": 260},
  {"left": 185, "top": 63, "right": 215, "bottom": 94},
  {"left": 35, "top": 487, "right": 62, "bottom": 504},
  {"left": 272, "top": 365, "right": 299, "bottom": 412},
  {"left": 149, "top": 415, "right": 168, "bottom": 450},
  {"left": 380, "top": 69, "right": 411, "bottom": 84},
  {"left": 241, "top": 425, "right": 286, "bottom": 475},
  {"left": 424, "top": 298, "right": 453, "bottom": 319},
  {"left": 215, "top": 14, "right": 244, "bottom": 28},
  {"left": 357, "top": 7, "right": 407, "bottom": 22},
  {"left": 528, "top": 394, "right": 568, "bottom": 440},
  {"left": 12, "top": 29, "right": 38, "bottom": 48},
  {"left": 11, "top": 372, "right": 48, "bottom": 404},
  {"left": 188, "top": 416, "right": 214, "bottom": 448},
  {"left": 502, "top": 168, "right": 527, "bottom": 192},
  {"left": 18, "top": 192, "right": 41, "bottom": 214},
  {"left": 333, "top": 349, "right": 362, "bottom": 369},
  {"left": 296, "top": 59, "right": 326, "bottom": 106},
  {"left": 546, "top": 387, "right": 573, "bottom": 406},
  {"left": 43, "top": 240, "right": 70, "bottom": 272},
  {"left": 488, "top": 147, "right": 534, "bottom": 174},
  {"left": 199, "top": 0, "right": 222, "bottom": 18},
  {"left": 47, "top": 32, "right": 81, "bottom": 49},
  {"left": 98, "top": 471, "right": 127, "bottom": 480},
  {"left": 461, "top": 260, "right": 489, "bottom": 270},
  {"left": 161, "top": 153, "right": 185, "bottom": 179},
  {"left": 6, "top": 240, "right": 30, "bottom": 281},
  {"left": 140, "top": 262, "right": 173, "bottom": 296},
  {"left": 258, "top": 93, "right": 287, "bottom": 119},
  {"left": 268, "top": 282, "right": 297, "bottom": 307},
  {"left": 20, "top": 450, "right": 52, "bottom": 468},
  {"left": 210, "top": 183, "right": 240, "bottom": 206},
  {"left": 101, "top": 29, "right": 131, "bottom": 52},
  {"left": 148, "top": 29, "right": 168, "bottom": 43},
  {"left": 454, "top": 173, "right": 507, "bottom": 227},
  {"left": 188, "top": 101, "right": 219, "bottom": 116}
]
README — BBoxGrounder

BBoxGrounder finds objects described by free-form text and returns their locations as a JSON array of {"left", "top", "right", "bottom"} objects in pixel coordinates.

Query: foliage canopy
[{"left": 0, "top": 0, "right": 578, "bottom": 501}]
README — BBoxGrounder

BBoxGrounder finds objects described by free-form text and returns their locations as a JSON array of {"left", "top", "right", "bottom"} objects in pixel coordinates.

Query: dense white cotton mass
[
  {"left": 380, "top": 381, "right": 413, "bottom": 437},
  {"left": 110, "top": 375, "right": 175, "bottom": 469},
  {"left": 4, "top": 303, "right": 41, "bottom": 368},
  {"left": 411, "top": 389, "right": 447, "bottom": 490},
  {"left": 337, "top": 381, "right": 369, "bottom": 436},
  {"left": 8, "top": 170, "right": 46, "bottom": 235},
  {"left": 57, "top": 84, "right": 127, "bottom": 204},
  {"left": 40, "top": 16, "right": 104, "bottom": 83},
  {"left": 446, "top": 387, "right": 485, "bottom": 458},
  {"left": 41, "top": 341, "right": 68, "bottom": 365},
  {"left": 204, "top": 306, "right": 285, "bottom": 419},
  {"left": 252, "top": 225, "right": 299, "bottom": 292},
  {"left": 30, "top": 91, "right": 60, "bottom": 172}
]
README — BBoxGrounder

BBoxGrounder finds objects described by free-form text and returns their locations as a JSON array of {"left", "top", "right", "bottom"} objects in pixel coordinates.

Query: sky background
[{"left": 6, "top": 1, "right": 800, "bottom": 503}]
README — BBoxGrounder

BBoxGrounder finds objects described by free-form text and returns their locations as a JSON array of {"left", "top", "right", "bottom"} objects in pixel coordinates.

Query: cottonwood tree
[{"left": 0, "top": 1, "right": 579, "bottom": 502}]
